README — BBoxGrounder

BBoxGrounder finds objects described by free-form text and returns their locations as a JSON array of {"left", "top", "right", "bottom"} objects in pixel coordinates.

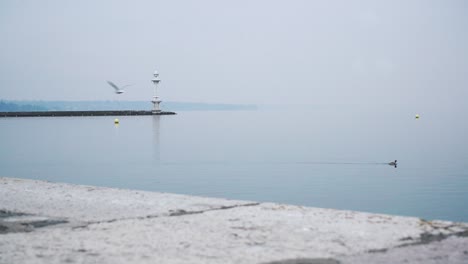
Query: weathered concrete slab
[
  {"left": 0, "top": 177, "right": 467, "bottom": 264},
  {"left": 0, "top": 177, "right": 257, "bottom": 222}
]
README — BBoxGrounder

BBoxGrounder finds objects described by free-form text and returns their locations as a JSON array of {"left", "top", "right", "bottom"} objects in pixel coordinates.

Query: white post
[{"left": 151, "top": 70, "right": 162, "bottom": 113}]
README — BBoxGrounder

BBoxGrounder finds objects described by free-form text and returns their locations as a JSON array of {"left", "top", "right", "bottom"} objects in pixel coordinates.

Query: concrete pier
[
  {"left": 0, "top": 110, "right": 176, "bottom": 117},
  {"left": 1, "top": 177, "right": 467, "bottom": 264}
]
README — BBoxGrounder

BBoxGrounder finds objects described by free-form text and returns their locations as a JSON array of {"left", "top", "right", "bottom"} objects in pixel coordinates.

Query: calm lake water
[{"left": 1, "top": 105, "right": 467, "bottom": 222}]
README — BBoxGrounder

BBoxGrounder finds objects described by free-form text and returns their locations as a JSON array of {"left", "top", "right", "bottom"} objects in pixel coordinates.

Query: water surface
[{"left": 1, "top": 106, "right": 467, "bottom": 222}]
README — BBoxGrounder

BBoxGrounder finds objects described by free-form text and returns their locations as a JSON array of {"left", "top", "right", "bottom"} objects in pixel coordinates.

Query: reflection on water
[
  {"left": 152, "top": 116, "right": 160, "bottom": 162},
  {"left": 0, "top": 107, "right": 467, "bottom": 222}
]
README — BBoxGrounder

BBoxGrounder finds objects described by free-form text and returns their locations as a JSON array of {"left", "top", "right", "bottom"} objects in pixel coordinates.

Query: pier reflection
[{"left": 152, "top": 116, "right": 161, "bottom": 162}]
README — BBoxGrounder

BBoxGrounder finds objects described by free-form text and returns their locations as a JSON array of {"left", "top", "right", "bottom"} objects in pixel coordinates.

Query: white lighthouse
[{"left": 151, "top": 70, "right": 162, "bottom": 113}]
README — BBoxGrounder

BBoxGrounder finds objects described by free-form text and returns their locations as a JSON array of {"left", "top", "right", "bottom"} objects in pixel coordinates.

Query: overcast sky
[{"left": 1, "top": 0, "right": 467, "bottom": 106}]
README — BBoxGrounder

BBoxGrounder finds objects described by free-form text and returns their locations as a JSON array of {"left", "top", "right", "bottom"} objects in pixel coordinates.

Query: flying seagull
[{"left": 106, "top": 81, "right": 132, "bottom": 94}]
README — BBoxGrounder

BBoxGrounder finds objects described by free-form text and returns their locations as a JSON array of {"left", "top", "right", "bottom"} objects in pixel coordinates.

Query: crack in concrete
[
  {"left": 168, "top": 202, "right": 260, "bottom": 217},
  {"left": 397, "top": 230, "right": 468, "bottom": 248},
  {"left": 0, "top": 210, "right": 69, "bottom": 234},
  {"left": 73, "top": 202, "right": 261, "bottom": 229},
  {"left": 0, "top": 210, "right": 28, "bottom": 218},
  {"left": 262, "top": 258, "right": 341, "bottom": 264},
  {"left": 367, "top": 229, "right": 468, "bottom": 254}
]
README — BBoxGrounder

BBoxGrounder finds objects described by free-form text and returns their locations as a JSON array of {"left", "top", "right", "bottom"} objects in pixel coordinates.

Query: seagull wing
[{"left": 106, "top": 81, "right": 120, "bottom": 91}]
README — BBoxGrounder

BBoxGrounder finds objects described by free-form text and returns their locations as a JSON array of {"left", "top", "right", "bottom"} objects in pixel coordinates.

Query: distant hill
[
  {"left": 0, "top": 101, "right": 48, "bottom": 111},
  {"left": 0, "top": 100, "right": 257, "bottom": 112}
]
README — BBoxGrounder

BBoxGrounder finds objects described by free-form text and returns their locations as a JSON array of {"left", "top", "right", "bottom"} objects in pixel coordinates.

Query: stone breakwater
[
  {"left": 0, "top": 110, "right": 176, "bottom": 117},
  {"left": 0, "top": 177, "right": 467, "bottom": 264}
]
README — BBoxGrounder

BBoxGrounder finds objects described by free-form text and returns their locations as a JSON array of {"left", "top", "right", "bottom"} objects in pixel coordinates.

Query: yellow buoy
[
  {"left": 415, "top": 114, "right": 420, "bottom": 119},
  {"left": 114, "top": 118, "right": 120, "bottom": 124}
]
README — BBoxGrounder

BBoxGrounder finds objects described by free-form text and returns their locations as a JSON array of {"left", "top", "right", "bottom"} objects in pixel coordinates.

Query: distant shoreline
[{"left": 0, "top": 100, "right": 257, "bottom": 112}]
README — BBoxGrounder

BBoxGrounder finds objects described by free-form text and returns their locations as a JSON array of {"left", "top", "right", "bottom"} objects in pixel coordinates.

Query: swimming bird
[
  {"left": 106, "top": 81, "right": 132, "bottom": 94},
  {"left": 388, "top": 160, "right": 397, "bottom": 167}
]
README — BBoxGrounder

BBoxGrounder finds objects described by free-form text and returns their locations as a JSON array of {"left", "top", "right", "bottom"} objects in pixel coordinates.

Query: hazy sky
[{"left": 1, "top": 0, "right": 467, "bottom": 105}]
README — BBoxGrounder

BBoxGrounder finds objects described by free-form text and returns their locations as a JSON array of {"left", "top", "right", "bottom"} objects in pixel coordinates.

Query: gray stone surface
[{"left": 1, "top": 177, "right": 467, "bottom": 264}]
